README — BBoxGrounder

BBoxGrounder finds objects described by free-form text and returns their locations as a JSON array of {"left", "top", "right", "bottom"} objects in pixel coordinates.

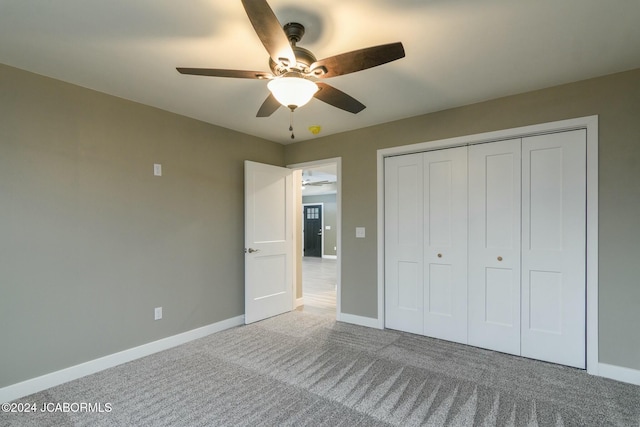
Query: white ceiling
[
  {"left": 1, "top": 0, "right": 639, "bottom": 145},
  {"left": 302, "top": 164, "right": 337, "bottom": 196}
]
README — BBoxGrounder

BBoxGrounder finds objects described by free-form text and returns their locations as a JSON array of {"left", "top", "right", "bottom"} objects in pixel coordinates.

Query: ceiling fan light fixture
[{"left": 267, "top": 76, "right": 318, "bottom": 110}]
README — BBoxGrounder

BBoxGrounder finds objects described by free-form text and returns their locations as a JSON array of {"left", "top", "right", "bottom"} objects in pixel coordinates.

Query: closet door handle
[
  {"left": 437, "top": 253, "right": 442, "bottom": 258},
  {"left": 497, "top": 256, "right": 503, "bottom": 261}
]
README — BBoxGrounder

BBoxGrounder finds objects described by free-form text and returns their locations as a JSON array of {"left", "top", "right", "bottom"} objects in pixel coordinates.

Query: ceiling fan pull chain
[{"left": 289, "top": 109, "right": 295, "bottom": 139}]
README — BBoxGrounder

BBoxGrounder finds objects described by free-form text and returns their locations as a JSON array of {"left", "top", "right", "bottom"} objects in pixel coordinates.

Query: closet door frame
[{"left": 377, "top": 115, "right": 599, "bottom": 375}]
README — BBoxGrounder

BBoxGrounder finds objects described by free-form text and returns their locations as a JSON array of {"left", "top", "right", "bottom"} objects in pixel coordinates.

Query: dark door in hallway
[{"left": 304, "top": 205, "right": 322, "bottom": 257}]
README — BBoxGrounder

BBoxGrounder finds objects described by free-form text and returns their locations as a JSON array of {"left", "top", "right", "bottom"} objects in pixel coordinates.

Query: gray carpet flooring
[{"left": 3, "top": 311, "right": 639, "bottom": 426}]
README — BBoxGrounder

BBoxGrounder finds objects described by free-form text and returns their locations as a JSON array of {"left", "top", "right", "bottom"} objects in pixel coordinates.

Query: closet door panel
[
  {"left": 468, "top": 139, "right": 521, "bottom": 355},
  {"left": 423, "top": 147, "right": 468, "bottom": 344},
  {"left": 385, "top": 154, "right": 424, "bottom": 334},
  {"left": 521, "top": 130, "right": 586, "bottom": 368},
  {"left": 485, "top": 267, "right": 516, "bottom": 325}
]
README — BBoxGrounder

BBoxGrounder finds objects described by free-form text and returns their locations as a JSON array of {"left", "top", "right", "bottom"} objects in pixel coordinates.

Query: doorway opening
[{"left": 289, "top": 159, "right": 341, "bottom": 318}]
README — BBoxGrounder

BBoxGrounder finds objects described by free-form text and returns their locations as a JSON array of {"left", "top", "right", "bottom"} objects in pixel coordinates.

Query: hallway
[{"left": 299, "top": 257, "right": 336, "bottom": 316}]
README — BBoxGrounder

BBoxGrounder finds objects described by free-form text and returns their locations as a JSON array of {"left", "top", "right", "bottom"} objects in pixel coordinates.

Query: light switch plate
[
  {"left": 356, "top": 227, "right": 366, "bottom": 238},
  {"left": 154, "top": 163, "right": 162, "bottom": 176}
]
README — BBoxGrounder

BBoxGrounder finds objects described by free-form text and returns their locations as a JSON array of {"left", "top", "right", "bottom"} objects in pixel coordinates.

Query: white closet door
[
  {"left": 423, "top": 147, "right": 468, "bottom": 344},
  {"left": 468, "top": 139, "right": 522, "bottom": 355},
  {"left": 385, "top": 153, "right": 424, "bottom": 334},
  {"left": 521, "top": 130, "right": 586, "bottom": 368}
]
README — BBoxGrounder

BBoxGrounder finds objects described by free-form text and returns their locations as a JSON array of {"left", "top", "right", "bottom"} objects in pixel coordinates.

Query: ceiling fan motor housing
[{"left": 269, "top": 46, "right": 317, "bottom": 75}]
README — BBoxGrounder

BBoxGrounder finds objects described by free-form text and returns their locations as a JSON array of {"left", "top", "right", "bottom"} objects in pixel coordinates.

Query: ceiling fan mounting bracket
[{"left": 283, "top": 22, "right": 305, "bottom": 45}]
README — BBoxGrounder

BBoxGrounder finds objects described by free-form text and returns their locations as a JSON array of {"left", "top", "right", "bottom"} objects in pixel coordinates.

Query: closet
[{"left": 384, "top": 129, "right": 586, "bottom": 369}]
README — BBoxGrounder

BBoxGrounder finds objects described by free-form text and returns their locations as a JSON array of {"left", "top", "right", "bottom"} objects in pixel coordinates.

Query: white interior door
[
  {"left": 521, "top": 130, "right": 586, "bottom": 368},
  {"left": 244, "top": 160, "right": 294, "bottom": 324},
  {"left": 468, "top": 139, "right": 522, "bottom": 355},
  {"left": 423, "top": 147, "right": 468, "bottom": 344},
  {"left": 384, "top": 153, "right": 424, "bottom": 334}
]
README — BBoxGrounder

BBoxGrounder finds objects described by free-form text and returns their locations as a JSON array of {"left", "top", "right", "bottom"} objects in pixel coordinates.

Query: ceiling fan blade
[
  {"left": 177, "top": 68, "right": 272, "bottom": 79},
  {"left": 314, "top": 83, "right": 366, "bottom": 114},
  {"left": 256, "top": 93, "right": 281, "bottom": 117},
  {"left": 241, "top": 0, "right": 296, "bottom": 67},
  {"left": 310, "top": 42, "right": 405, "bottom": 78}
]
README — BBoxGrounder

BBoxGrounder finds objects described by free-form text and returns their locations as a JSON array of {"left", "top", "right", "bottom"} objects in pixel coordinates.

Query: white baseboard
[
  {"left": 598, "top": 362, "right": 640, "bottom": 386},
  {"left": 338, "top": 313, "right": 382, "bottom": 329},
  {"left": 0, "top": 315, "right": 245, "bottom": 403},
  {"left": 295, "top": 297, "right": 304, "bottom": 308},
  {"left": 322, "top": 255, "right": 337, "bottom": 260}
]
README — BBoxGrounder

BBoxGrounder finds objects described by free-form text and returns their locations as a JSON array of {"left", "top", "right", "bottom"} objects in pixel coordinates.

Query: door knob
[
  {"left": 437, "top": 253, "right": 442, "bottom": 258},
  {"left": 245, "top": 248, "right": 260, "bottom": 253},
  {"left": 497, "top": 256, "right": 503, "bottom": 261}
]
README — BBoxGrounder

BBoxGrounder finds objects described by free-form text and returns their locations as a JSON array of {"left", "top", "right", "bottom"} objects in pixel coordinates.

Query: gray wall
[
  {"left": 284, "top": 68, "right": 640, "bottom": 371},
  {"left": 2, "top": 62, "right": 638, "bottom": 389},
  {"left": 302, "top": 194, "right": 337, "bottom": 257},
  {"left": 0, "top": 64, "right": 284, "bottom": 388}
]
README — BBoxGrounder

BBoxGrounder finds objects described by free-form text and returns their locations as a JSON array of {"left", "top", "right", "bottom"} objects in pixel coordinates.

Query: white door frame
[
  {"left": 377, "top": 116, "right": 599, "bottom": 375},
  {"left": 288, "top": 158, "right": 342, "bottom": 318}
]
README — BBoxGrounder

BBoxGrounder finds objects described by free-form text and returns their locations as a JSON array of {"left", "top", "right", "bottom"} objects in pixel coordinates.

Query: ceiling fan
[
  {"left": 177, "top": 0, "right": 405, "bottom": 120},
  {"left": 302, "top": 179, "right": 332, "bottom": 187}
]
